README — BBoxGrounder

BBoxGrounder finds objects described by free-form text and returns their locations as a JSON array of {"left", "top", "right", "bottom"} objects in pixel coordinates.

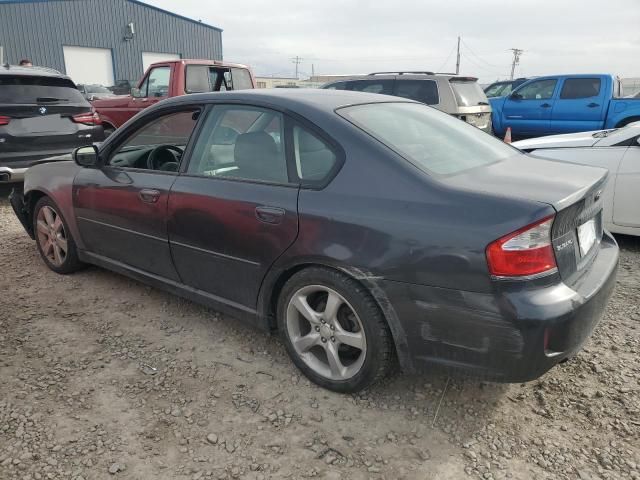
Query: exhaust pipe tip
[{"left": 0, "top": 172, "right": 10, "bottom": 182}]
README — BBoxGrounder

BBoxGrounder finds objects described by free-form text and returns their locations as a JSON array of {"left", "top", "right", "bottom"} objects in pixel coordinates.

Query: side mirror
[
  {"left": 509, "top": 92, "right": 522, "bottom": 100},
  {"left": 73, "top": 145, "right": 100, "bottom": 168},
  {"left": 131, "top": 87, "right": 143, "bottom": 98}
]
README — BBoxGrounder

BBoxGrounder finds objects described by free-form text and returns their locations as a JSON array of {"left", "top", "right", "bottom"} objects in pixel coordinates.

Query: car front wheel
[
  {"left": 33, "top": 196, "right": 83, "bottom": 274},
  {"left": 277, "top": 267, "right": 394, "bottom": 393}
]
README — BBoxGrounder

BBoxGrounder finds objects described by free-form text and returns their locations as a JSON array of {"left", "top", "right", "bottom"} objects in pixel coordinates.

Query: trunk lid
[{"left": 443, "top": 154, "right": 608, "bottom": 284}]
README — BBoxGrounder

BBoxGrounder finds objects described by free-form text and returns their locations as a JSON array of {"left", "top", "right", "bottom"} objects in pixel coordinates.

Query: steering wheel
[{"left": 146, "top": 145, "right": 183, "bottom": 171}]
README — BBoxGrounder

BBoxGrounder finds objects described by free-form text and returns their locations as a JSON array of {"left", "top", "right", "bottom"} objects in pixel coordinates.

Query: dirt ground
[{"left": 0, "top": 192, "right": 638, "bottom": 480}]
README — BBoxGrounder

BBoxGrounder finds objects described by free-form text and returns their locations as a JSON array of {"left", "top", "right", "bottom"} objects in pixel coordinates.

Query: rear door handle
[
  {"left": 255, "top": 206, "right": 285, "bottom": 224},
  {"left": 139, "top": 188, "right": 160, "bottom": 203},
  {"left": 587, "top": 102, "right": 600, "bottom": 108},
  {"left": 540, "top": 103, "right": 552, "bottom": 108}
]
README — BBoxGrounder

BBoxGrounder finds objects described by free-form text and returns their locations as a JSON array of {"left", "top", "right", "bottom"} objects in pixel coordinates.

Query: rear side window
[
  {"left": 560, "top": 78, "right": 601, "bottom": 99},
  {"left": 0, "top": 75, "right": 86, "bottom": 104},
  {"left": 293, "top": 125, "right": 337, "bottom": 183},
  {"left": 395, "top": 80, "right": 439, "bottom": 105},
  {"left": 348, "top": 80, "right": 394, "bottom": 95},
  {"left": 449, "top": 80, "right": 487, "bottom": 106},
  {"left": 231, "top": 68, "right": 253, "bottom": 90}
]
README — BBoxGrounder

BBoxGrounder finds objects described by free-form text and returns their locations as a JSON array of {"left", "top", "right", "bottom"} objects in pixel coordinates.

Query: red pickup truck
[{"left": 93, "top": 59, "right": 255, "bottom": 136}]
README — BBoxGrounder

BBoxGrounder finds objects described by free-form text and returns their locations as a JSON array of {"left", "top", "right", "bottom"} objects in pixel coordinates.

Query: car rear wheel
[
  {"left": 277, "top": 267, "right": 394, "bottom": 393},
  {"left": 33, "top": 196, "right": 83, "bottom": 274}
]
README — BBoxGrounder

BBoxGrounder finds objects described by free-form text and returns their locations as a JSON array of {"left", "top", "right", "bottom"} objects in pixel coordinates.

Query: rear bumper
[
  {"left": 0, "top": 165, "right": 27, "bottom": 183},
  {"left": 384, "top": 231, "right": 619, "bottom": 381}
]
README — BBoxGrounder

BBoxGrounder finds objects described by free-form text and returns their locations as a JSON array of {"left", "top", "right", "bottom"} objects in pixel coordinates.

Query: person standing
[{"left": 18, "top": 59, "right": 32, "bottom": 66}]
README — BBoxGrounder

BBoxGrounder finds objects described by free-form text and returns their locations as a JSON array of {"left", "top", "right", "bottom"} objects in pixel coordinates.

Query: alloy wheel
[
  {"left": 286, "top": 285, "right": 367, "bottom": 381},
  {"left": 36, "top": 205, "right": 68, "bottom": 267}
]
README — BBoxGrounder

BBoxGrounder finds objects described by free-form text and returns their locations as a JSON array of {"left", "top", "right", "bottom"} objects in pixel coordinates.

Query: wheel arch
[
  {"left": 259, "top": 259, "right": 413, "bottom": 372},
  {"left": 615, "top": 115, "right": 640, "bottom": 128}
]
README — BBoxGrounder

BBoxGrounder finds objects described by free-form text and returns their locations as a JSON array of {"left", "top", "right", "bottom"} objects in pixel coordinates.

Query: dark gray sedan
[{"left": 10, "top": 89, "right": 618, "bottom": 392}]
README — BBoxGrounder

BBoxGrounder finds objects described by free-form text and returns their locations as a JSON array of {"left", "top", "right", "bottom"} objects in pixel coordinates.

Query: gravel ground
[{"left": 0, "top": 192, "right": 638, "bottom": 480}]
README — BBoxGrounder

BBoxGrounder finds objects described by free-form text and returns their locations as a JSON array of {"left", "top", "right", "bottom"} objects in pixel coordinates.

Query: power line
[
  {"left": 460, "top": 38, "right": 501, "bottom": 68},
  {"left": 290, "top": 56, "right": 303, "bottom": 79},
  {"left": 435, "top": 44, "right": 457, "bottom": 73}
]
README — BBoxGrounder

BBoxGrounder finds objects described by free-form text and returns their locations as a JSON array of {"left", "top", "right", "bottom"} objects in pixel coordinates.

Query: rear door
[
  {"left": 0, "top": 74, "right": 98, "bottom": 167},
  {"left": 168, "top": 104, "right": 299, "bottom": 310},
  {"left": 502, "top": 78, "right": 559, "bottom": 136},
  {"left": 550, "top": 77, "right": 607, "bottom": 133}
]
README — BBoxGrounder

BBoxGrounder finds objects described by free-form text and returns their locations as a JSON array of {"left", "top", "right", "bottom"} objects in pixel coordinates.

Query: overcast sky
[{"left": 146, "top": 0, "right": 639, "bottom": 82}]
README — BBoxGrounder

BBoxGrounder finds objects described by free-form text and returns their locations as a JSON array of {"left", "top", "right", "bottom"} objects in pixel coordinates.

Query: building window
[{"left": 257, "top": 81, "right": 267, "bottom": 88}]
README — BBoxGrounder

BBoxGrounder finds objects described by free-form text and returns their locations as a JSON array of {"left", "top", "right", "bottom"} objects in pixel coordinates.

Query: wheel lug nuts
[
  {"left": 330, "top": 325, "right": 335, "bottom": 330},
  {"left": 321, "top": 337, "right": 327, "bottom": 343},
  {"left": 321, "top": 319, "right": 326, "bottom": 324},
  {"left": 330, "top": 336, "right": 335, "bottom": 342},
  {"left": 315, "top": 326, "right": 320, "bottom": 332}
]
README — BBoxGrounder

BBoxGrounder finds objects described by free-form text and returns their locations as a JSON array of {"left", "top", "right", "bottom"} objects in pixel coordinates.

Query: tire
[
  {"left": 277, "top": 267, "right": 394, "bottom": 393},
  {"left": 33, "top": 196, "right": 84, "bottom": 274},
  {"left": 103, "top": 125, "right": 115, "bottom": 138}
]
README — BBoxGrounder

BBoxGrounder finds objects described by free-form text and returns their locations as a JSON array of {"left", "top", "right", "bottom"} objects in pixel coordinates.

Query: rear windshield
[
  {"left": 450, "top": 80, "right": 488, "bottom": 107},
  {"left": 338, "top": 102, "right": 515, "bottom": 175},
  {"left": 0, "top": 75, "right": 87, "bottom": 104},
  {"left": 185, "top": 65, "right": 232, "bottom": 93}
]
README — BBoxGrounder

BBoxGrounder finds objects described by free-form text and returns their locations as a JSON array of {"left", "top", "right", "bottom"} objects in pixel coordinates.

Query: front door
[
  {"left": 502, "top": 78, "right": 558, "bottom": 136},
  {"left": 168, "top": 105, "right": 299, "bottom": 310},
  {"left": 613, "top": 141, "right": 640, "bottom": 228},
  {"left": 73, "top": 108, "right": 200, "bottom": 279},
  {"left": 127, "top": 65, "right": 172, "bottom": 117}
]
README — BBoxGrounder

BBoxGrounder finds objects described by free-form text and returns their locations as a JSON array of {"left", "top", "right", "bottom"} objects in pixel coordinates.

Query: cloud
[{"left": 145, "top": 0, "right": 640, "bottom": 82}]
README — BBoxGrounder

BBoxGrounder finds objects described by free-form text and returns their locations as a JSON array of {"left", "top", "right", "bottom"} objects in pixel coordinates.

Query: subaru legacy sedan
[{"left": 10, "top": 89, "right": 618, "bottom": 393}]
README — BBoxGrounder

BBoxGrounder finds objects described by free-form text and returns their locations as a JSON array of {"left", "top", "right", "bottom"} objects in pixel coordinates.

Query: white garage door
[
  {"left": 142, "top": 52, "right": 181, "bottom": 73},
  {"left": 63, "top": 46, "right": 114, "bottom": 86}
]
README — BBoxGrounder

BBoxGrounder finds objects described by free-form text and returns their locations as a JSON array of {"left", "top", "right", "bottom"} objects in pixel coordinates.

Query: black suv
[{"left": 0, "top": 65, "right": 104, "bottom": 183}]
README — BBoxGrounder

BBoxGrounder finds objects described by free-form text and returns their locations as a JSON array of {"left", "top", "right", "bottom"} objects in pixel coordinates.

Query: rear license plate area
[
  {"left": 577, "top": 218, "right": 596, "bottom": 257},
  {"left": 18, "top": 115, "right": 66, "bottom": 133}
]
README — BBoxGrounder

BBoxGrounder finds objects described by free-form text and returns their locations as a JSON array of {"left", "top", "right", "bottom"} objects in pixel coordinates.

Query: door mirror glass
[
  {"left": 131, "top": 87, "right": 142, "bottom": 98},
  {"left": 73, "top": 145, "right": 99, "bottom": 167}
]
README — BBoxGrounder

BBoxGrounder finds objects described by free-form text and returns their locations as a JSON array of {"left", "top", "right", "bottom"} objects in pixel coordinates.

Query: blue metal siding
[{"left": 0, "top": 0, "right": 223, "bottom": 83}]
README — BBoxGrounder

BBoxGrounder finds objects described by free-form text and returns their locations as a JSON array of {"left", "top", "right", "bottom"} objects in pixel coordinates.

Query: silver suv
[{"left": 322, "top": 71, "right": 492, "bottom": 133}]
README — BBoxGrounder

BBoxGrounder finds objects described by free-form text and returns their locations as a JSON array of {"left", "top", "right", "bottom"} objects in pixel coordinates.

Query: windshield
[
  {"left": 0, "top": 75, "right": 87, "bottom": 104},
  {"left": 484, "top": 82, "right": 513, "bottom": 98},
  {"left": 450, "top": 80, "right": 488, "bottom": 106},
  {"left": 338, "top": 102, "right": 516, "bottom": 175},
  {"left": 85, "top": 84, "right": 111, "bottom": 94}
]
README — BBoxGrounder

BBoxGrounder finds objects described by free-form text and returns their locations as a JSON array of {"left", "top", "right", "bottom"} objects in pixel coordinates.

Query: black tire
[
  {"left": 33, "top": 196, "right": 84, "bottom": 274},
  {"left": 277, "top": 267, "right": 394, "bottom": 393}
]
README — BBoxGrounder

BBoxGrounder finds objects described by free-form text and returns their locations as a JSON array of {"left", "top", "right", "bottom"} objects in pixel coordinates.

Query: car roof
[
  {"left": 325, "top": 73, "right": 476, "bottom": 82},
  {"left": 149, "top": 59, "right": 251, "bottom": 70},
  {"left": 161, "top": 88, "right": 417, "bottom": 112},
  {"left": 0, "top": 64, "right": 68, "bottom": 78}
]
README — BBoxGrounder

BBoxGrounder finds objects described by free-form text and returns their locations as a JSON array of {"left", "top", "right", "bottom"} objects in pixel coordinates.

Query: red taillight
[
  {"left": 0, "top": 116, "right": 11, "bottom": 126},
  {"left": 486, "top": 215, "right": 557, "bottom": 278},
  {"left": 72, "top": 110, "right": 101, "bottom": 126}
]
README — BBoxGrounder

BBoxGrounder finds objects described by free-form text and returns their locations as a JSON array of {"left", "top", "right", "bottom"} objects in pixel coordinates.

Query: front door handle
[
  {"left": 540, "top": 103, "right": 552, "bottom": 108},
  {"left": 587, "top": 102, "right": 600, "bottom": 108},
  {"left": 139, "top": 188, "right": 160, "bottom": 203},
  {"left": 255, "top": 206, "right": 285, "bottom": 224}
]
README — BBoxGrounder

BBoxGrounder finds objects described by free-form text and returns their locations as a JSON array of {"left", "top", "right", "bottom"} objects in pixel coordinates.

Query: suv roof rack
[{"left": 368, "top": 71, "right": 435, "bottom": 76}]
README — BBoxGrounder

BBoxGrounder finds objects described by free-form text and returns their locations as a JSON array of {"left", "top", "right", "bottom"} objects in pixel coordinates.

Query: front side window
[
  {"left": 560, "top": 78, "right": 601, "bottom": 99},
  {"left": 139, "top": 67, "right": 170, "bottom": 98},
  {"left": 109, "top": 110, "right": 199, "bottom": 171},
  {"left": 293, "top": 125, "right": 337, "bottom": 183},
  {"left": 395, "top": 80, "right": 439, "bottom": 105},
  {"left": 231, "top": 68, "right": 253, "bottom": 90},
  {"left": 348, "top": 80, "right": 394, "bottom": 95},
  {"left": 514, "top": 79, "right": 557, "bottom": 100},
  {"left": 187, "top": 106, "right": 288, "bottom": 183},
  {"left": 339, "top": 102, "right": 515, "bottom": 175}
]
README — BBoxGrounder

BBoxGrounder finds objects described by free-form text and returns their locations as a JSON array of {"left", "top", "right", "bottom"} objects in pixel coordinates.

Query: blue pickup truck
[{"left": 490, "top": 74, "right": 640, "bottom": 138}]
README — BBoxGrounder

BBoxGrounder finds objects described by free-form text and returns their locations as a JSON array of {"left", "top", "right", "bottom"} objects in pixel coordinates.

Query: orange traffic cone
[{"left": 504, "top": 127, "right": 512, "bottom": 144}]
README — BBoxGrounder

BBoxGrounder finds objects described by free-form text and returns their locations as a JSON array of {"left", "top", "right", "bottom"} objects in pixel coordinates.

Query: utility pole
[
  {"left": 311, "top": 63, "right": 315, "bottom": 79},
  {"left": 291, "top": 56, "right": 303, "bottom": 79},
  {"left": 455, "top": 36, "right": 461, "bottom": 75},
  {"left": 509, "top": 48, "right": 523, "bottom": 80}
]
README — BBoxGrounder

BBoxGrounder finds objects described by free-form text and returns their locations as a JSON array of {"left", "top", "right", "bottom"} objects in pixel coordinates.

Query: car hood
[
  {"left": 441, "top": 153, "right": 608, "bottom": 212},
  {"left": 513, "top": 131, "right": 601, "bottom": 150}
]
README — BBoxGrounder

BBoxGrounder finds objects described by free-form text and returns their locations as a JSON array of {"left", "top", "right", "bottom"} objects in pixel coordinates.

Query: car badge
[
  {"left": 38, "top": 106, "right": 47, "bottom": 115},
  {"left": 594, "top": 190, "right": 602, "bottom": 202}
]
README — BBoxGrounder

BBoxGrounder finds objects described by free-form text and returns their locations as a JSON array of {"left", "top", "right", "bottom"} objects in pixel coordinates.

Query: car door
[
  {"left": 613, "top": 139, "right": 640, "bottom": 228},
  {"left": 127, "top": 65, "right": 171, "bottom": 116},
  {"left": 502, "top": 78, "right": 558, "bottom": 136},
  {"left": 168, "top": 104, "right": 299, "bottom": 310},
  {"left": 73, "top": 107, "right": 201, "bottom": 280},
  {"left": 550, "top": 77, "right": 607, "bottom": 134}
]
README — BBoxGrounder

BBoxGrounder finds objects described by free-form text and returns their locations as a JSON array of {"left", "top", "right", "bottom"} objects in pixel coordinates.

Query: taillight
[
  {"left": 72, "top": 110, "right": 101, "bottom": 126},
  {"left": 0, "top": 116, "right": 10, "bottom": 126},
  {"left": 486, "top": 215, "right": 557, "bottom": 278}
]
